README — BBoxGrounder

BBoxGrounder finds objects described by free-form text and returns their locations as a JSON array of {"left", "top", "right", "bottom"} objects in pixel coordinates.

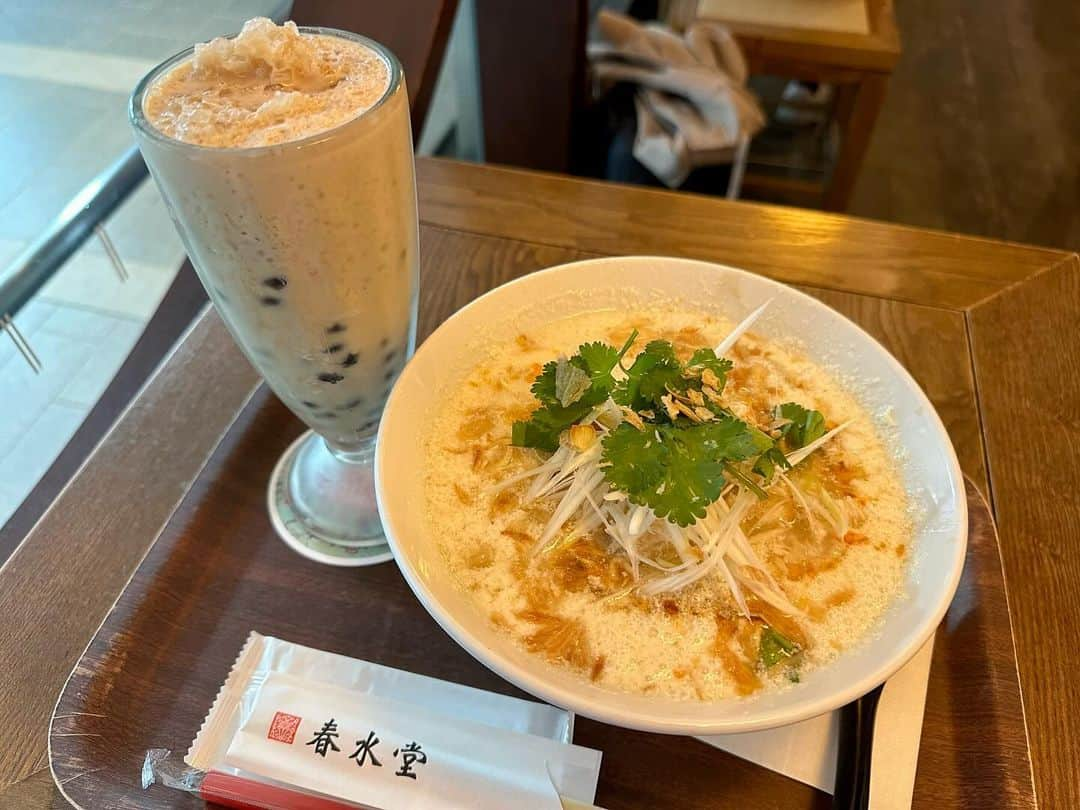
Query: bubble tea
[{"left": 131, "top": 18, "right": 419, "bottom": 554}]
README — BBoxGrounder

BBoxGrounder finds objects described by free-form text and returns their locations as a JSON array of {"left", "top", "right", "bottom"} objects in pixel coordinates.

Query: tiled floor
[{"left": 0, "top": 0, "right": 289, "bottom": 529}]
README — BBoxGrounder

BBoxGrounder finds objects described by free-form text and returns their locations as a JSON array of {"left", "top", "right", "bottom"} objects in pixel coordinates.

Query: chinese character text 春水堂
[
  {"left": 349, "top": 730, "right": 383, "bottom": 768},
  {"left": 393, "top": 741, "right": 428, "bottom": 780},
  {"left": 305, "top": 718, "right": 341, "bottom": 758},
  {"left": 310, "top": 724, "right": 428, "bottom": 780}
]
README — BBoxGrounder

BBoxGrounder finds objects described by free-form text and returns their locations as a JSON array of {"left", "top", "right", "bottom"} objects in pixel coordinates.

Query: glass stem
[{"left": 325, "top": 433, "right": 377, "bottom": 464}]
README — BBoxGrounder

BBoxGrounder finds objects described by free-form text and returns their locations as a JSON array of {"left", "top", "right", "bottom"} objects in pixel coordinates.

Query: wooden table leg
[{"left": 825, "top": 73, "right": 889, "bottom": 212}]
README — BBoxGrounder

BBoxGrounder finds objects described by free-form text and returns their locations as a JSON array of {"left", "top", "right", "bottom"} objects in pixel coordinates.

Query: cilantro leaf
[
  {"left": 530, "top": 360, "right": 559, "bottom": 405},
  {"left": 614, "top": 340, "right": 684, "bottom": 411},
  {"left": 601, "top": 423, "right": 724, "bottom": 526},
  {"left": 517, "top": 339, "right": 627, "bottom": 450},
  {"left": 601, "top": 417, "right": 772, "bottom": 526},
  {"left": 554, "top": 357, "right": 591, "bottom": 406},
  {"left": 511, "top": 416, "right": 556, "bottom": 451},
  {"left": 687, "top": 348, "right": 733, "bottom": 389},
  {"left": 514, "top": 333, "right": 822, "bottom": 524},
  {"left": 753, "top": 446, "right": 792, "bottom": 482},
  {"left": 775, "top": 402, "right": 826, "bottom": 448},
  {"left": 759, "top": 626, "right": 800, "bottom": 668},
  {"left": 530, "top": 340, "right": 622, "bottom": 410},
  {"left": 512, "top": 399, "right": 594, "bottom": 452},
  {"left": 700, "top": 417, "right": 774, "bottom": 460},
  {"left": 577, "top": 341, "right": 621, "bottom": 385}
]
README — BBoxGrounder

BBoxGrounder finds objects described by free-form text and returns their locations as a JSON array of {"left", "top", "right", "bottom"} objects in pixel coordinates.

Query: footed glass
[{"left": 130, "top": 29, "right": 418, "bottom": 564}]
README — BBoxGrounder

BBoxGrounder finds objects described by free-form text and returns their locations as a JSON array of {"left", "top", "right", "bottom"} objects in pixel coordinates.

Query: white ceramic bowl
[{"left": 375, "top": 256, "right": 967, "bottom": 735}]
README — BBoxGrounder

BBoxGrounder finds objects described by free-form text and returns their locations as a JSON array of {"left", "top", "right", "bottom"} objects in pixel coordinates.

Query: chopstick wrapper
[{"left": 188, "top": 632, "right": 602, "bottom": 809}]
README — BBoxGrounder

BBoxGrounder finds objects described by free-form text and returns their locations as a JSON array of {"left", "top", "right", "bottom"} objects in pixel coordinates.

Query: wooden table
[
  {"left": 674, "top": 0, "right": 901, "bottom": 211},
  {"left": 0, "top": 159, "right": 1077, "bottom": 807}
]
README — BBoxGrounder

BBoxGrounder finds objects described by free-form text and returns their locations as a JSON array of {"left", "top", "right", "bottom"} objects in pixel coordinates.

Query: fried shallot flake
[{"left": 517, "top": 609, "right": 592, "bottom": 670}]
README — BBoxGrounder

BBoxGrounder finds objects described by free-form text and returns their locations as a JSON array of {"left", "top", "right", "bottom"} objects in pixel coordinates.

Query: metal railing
[{"left": 0, "top": 146, "right": 149, "bottom": 372}]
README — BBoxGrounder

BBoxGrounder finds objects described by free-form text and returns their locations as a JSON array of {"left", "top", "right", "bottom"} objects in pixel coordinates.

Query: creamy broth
[{"left": 424, "top": 308, "right": 910, "bottom": 701}]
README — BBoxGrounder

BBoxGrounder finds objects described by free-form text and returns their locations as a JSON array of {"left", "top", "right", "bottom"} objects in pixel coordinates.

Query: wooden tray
[{"left": 50, "top": 389, "right": 1032, "bottom": 809}]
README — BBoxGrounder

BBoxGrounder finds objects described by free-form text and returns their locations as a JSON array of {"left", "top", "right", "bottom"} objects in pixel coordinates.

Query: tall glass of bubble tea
[{"left": 130, "top": 19, "right": 418, "bottom": 565}]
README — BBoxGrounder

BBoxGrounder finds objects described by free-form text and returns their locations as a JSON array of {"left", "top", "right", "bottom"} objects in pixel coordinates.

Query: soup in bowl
[{"left": 375, "top": 257, "right": 966, "bottom": 734}]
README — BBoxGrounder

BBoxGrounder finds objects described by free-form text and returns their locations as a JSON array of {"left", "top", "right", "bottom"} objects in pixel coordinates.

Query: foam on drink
[{"left": 143, "top": 18, "right": 390, "bottom": 148}]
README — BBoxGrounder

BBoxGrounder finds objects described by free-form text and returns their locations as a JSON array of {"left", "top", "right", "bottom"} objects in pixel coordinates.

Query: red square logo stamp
[{"left": 267, "top": 711, "right": 302, "bottom": 744}]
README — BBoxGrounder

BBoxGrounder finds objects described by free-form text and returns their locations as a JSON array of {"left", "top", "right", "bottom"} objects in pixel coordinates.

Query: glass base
[{"left": 267, "top": 430, "right": 393, "bottom": 567}]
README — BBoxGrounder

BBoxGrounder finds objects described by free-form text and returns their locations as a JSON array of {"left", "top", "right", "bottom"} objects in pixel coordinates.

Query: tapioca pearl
[
  {"left": 324, "top": 343, "right": 344, "bottom": 355},
  {"left": 317, "top": 373, "right": 344, "bottom": 384},
  {"left": 383, "top": 368, "right": 396, "bottom": 382},
  {"left": 382, "top": 349, "right": 396, "bottom": 365},
  {"left": 326, "top": 322, "right": 347, "bottom": 334},
  {"left": 316, "top": 411, "right": 338, "bottom": 419},
  {"left": 263, "top": 276, "right": 288, "bottom": 290},
  {"left": 357, "top": 419, "right": 377, "bottom": 432},
  {"left": 260, "top": 296, "right": 282, "bottom": 306},
  {"left": 301, "top": 400, "right": 318, "bottom": 408},
  {"left": 341, "top": 353, "right": 359, "bottom": 367},
  {"left": 378, "top": 336, "right": 389, "bottom": 349}
]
